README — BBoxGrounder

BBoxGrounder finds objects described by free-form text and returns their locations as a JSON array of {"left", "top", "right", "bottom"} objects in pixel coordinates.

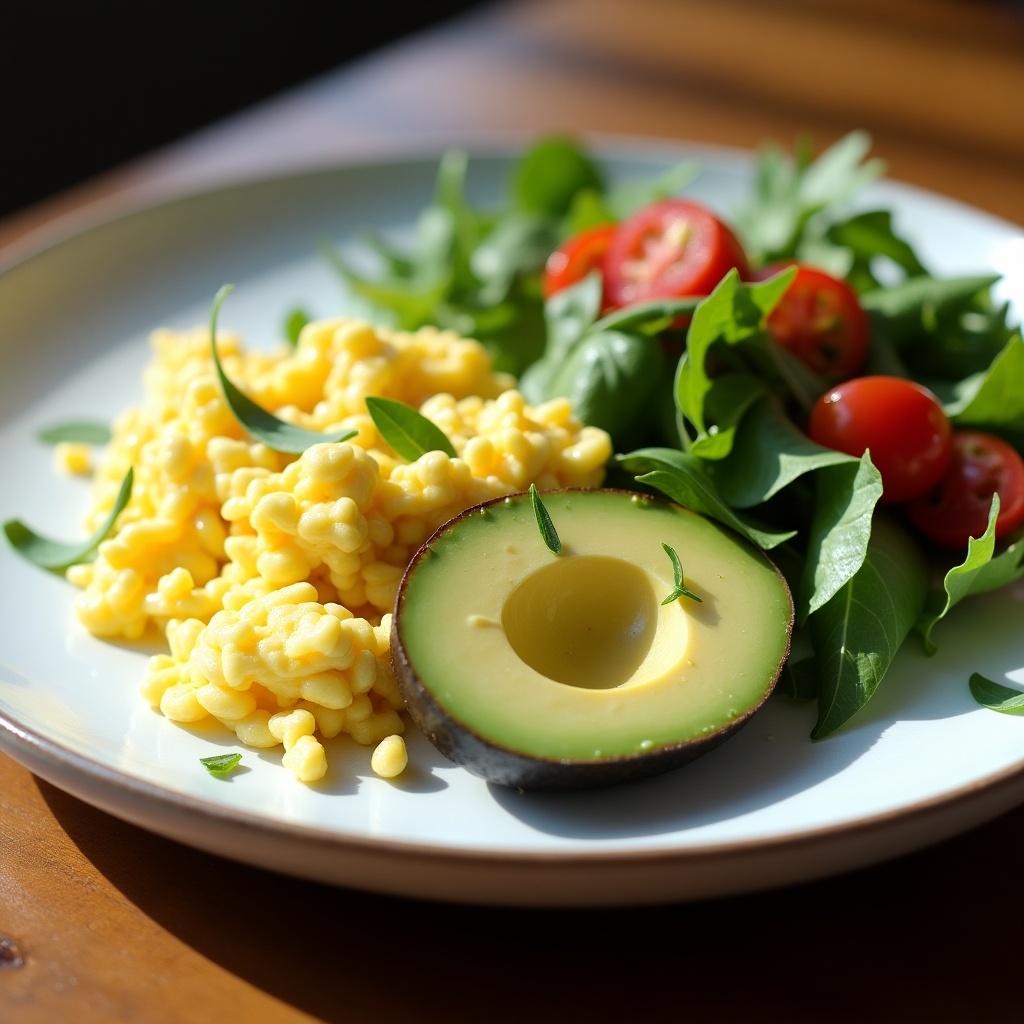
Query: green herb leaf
[
  {"left": 915, "top": 497, "right": 1024, "bottom": 653},
  {"left": 968, "top": 673, "right": 1024, "bottom": 715},
  {"left": 364, "top": 396, "right": 457, "bottom": 461},
  {"left": 210, "top": 285, "right": 357, "bottom": 454},
  {"left": 800, "top": 454, "right": 883, "bottom": 621},
  {"left": 4, "top": 467, "right": 133, "bottom": 572},
  {"left": 529, "top": 483, "right": 562, "bottom": 554},
  {"left": 36, "top": 421, "right": 112, "bottom": 445},
  {"left": 200, "top": 752, "right": 243, "bottom": 775},
  {"left": 616, "top": 447, "right": 796, "bottom": 550},
  {"left": 660, "top": 542, "right": 702, "bottom": 604},
  {"left": 511, "top": 136, "right": 605, "bottom": 217},
  {"left": 283, "top": 307, "right": 311, "bottom": 347},
  {"left": 809, "top": 514, "right": 928, "bottom": 739}
]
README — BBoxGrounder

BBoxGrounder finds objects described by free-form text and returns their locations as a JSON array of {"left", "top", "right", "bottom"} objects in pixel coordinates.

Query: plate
[{"left": 2, "top": 140, "right": 1023, "bottom": 908}]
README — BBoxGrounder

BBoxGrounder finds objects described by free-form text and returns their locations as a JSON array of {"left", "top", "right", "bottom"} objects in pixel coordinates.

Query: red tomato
[
  {"left": 602, "top": 198, "right": 749, "bottom": 309},
  {"left": 904, "top": 431, "right": 1024, "bottom": 548},
  {"left": 542, "top": 223, "right": 617, "bottom": 300},
  {"left": 807, "top": 375, "right": 953, "bottom": 504},
  {"left": 755, "top": 263, "right": 870, "bottom": 378}
]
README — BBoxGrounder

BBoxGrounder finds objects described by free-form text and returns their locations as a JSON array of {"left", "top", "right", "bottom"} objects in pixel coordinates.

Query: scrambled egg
[{"left": 66, "top": 316, "right": 612, "bottom": 782}]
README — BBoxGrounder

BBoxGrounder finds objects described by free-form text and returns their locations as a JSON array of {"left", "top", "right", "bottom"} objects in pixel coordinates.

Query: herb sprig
[
  {"left": 210, "top": 284, "right": 357, "bottom": 454},
  {"left": 529, "top": 484, "right": 562, "bottom": 554},
  {"left": 660, "top": 542, "right": 702, "bottom": 604}
]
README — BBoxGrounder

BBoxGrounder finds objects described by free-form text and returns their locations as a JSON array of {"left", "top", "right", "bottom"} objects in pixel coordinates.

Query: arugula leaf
[
  {"left": 210, "top": 285, "right": 357, "bottom": 455},
  {"left": 4, "top": 467, "right": 133, "bottom": 573},
  {"left": 968, "top": 674, "right": 1024, "bottom": 715},
  {"left": 365, "top": 396, "right": 457, "bottom": 461},
  {"left": 529, "top": 483, "right": 562, "bottom": 554},
  {"left": 809, "top": 514, "right": 928, "bottom": 739},
  {"left": 36, "top": 421, "right": 112, "bottom": 445},
  {"left": 915, "top": 496, "right": 1024, "bottom": 653},
  {"left": 660, "top": 542, "right": 702, "bottom": 604},
  {"left": 733, "top": 130, "right": 885, "bottom": 266}
]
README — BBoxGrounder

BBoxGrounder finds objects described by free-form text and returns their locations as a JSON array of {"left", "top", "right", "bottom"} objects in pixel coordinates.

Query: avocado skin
[
  {"left": 393, "top": 616, "right": 772, "bottom": 791},
  {"left": 391, "top": 488, "right": 793, "bottom": 792}
]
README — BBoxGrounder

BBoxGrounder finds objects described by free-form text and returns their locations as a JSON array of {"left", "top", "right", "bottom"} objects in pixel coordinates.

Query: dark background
[{"left": 0, "top": 1, "right": 489, "bottom": 221}]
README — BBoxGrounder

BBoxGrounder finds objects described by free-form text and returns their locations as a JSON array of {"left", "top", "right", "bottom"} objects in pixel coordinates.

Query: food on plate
[
  {"left": 60, "top": 317, "right": 612, "bottom": 782},
  {"left": 6, "top": 129, "right": 1023, "bottom": 791},
  {"left": 753, "top": 262, "right": 870, "bottom": 378},
  {"left": 602, "top": 197, "right": 750, "bottom": 309},
  {"left": 905, "top": 430, "right": 1024, "bottom": 548},
  {"left": 391, "top": 488, "right": 793, "bottom": 790},
  {"left": 806, "top": 376, "right": 953, "bottom": 504}
]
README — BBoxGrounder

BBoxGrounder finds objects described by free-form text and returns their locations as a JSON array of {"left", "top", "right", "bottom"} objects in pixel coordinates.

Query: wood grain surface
[{"left": 2, "top": 1, "right": 1022, "bottom": 1021}]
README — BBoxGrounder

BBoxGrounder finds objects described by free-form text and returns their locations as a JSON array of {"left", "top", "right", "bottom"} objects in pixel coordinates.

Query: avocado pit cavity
[{"left": 501, "top": 555, "right": 678, "bottom": 690}]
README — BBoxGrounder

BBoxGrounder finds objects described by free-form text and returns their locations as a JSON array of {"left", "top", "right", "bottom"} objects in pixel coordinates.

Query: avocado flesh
[{"left": 392, "top": 488, "right": 794, "bottom": 790}]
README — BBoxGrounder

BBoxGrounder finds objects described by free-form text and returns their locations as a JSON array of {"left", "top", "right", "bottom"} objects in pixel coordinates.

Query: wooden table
[{"left": 2, "top": 1, "right": 1022, "bottom": 1020}]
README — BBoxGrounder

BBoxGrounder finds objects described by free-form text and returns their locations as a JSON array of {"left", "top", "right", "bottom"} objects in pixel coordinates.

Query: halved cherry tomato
[
  {"left": 904, "top": 430, "right": 1024, "bottom": 549},
  {"left": 807, "top": 375, "right": 953, "bottom": 504},
  {"left": 602, "top": 198, "right": 749, "bottom": 309},
  {"left": 755, "top": 263, "right": 870, "bottom": 378},
  {"left": 542, "top": 223, "right": 617, "bottom": 300}
]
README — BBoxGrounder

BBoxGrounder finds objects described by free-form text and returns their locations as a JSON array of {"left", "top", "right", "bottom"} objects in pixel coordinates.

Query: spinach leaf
[
  {"left": 809, "top": 514, "right": 928, "bottom": 739},
  {"left": 800, "top": 455, "right": 883, "bottom": 621}
]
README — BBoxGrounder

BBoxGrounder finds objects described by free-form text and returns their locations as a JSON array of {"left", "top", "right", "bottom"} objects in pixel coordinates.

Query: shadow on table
[{"left": 38, "top": 777, "right": 1022, "bottom": 1024}]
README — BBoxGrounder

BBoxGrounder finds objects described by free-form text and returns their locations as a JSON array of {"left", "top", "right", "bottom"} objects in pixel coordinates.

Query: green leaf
[
  {"left": 915, "top": 497, "right": 1024, "bottom": 653},
  {"left": 809, "top": 514, "right": 928, "bottom": 739},
  {"left": 660, "top": 542, "right": 702, "bottom": 604},
  {"left": 200, "top": 752, "right": 244, "bottom": 775},
  {"left": 968, "top": 673, "right": 1024, "bottom": 715},
  {"left": 616, "top": 447, "right": 796, "bottom": 550},
  {"left": 364, "top": 396, "right": 457, "bottom": 461},
  {"left": 36, "top": 421, "right": 112, "bottom": 445},
  {"left": 283, "top": 307, "right": 311, "bottom": 347},
  {"left": 675, "top": 269, "right": 795, "bottom": 458},
  {"left": 801, "top": 454, "right": 883, "bottom": 621},
  {"left": 776, "top": 657, "right": 819, "bottom": 700},
  {"left": 946, "top": 331, "right": 1024, "bottom": 433},
  {"left": 4, "top": 467, "right": 133, "bottom": 573},
  {"left": 529, "top": 483, "right": 562, "bottom": 554},
  {"left": 712, "top": 395, "right": 853, "bottom": 509},
  {"left": 210, "top": 285, "right": 357, "bottom": 455},
  {"left": 545, "top": 328, "right": 665, "bottom": 446},
  {"left": 511, "top": 136, "right": 605, "bottom": 217},
  {"left": 733, "top": 130, "right": 885, "bottom": 264}
]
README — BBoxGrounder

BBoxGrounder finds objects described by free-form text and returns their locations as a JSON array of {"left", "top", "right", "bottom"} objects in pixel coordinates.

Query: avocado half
[{"left": 391, "top": 488, "right": 794, "bottom": 791}]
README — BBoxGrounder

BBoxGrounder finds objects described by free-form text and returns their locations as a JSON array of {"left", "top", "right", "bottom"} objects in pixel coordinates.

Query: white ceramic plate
[{"left": 2, "top": 140, "right": 1023, "bottom": 908}]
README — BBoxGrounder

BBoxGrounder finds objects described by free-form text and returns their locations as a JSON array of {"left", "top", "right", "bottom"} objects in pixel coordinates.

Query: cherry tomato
[
  {"left": 904, "top": 431, "right": 1024, "bottom": 548},
  {"left": 755, "top": 263, "right": 870, "bottom": 378},
  {"left": 542, "top": 223, "right": 617, "bottom": 300},
  {"left": 807, "top": 375, "right": 953, "bottom": 504},
  {"left": 602, "top": 198, "right": 750, "bottom": 309}
]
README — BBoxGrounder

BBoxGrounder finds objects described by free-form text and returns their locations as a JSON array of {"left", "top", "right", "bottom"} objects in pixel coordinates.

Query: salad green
[{"left": 324, "top": 131, "right": 1024, "bottom": 739}]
